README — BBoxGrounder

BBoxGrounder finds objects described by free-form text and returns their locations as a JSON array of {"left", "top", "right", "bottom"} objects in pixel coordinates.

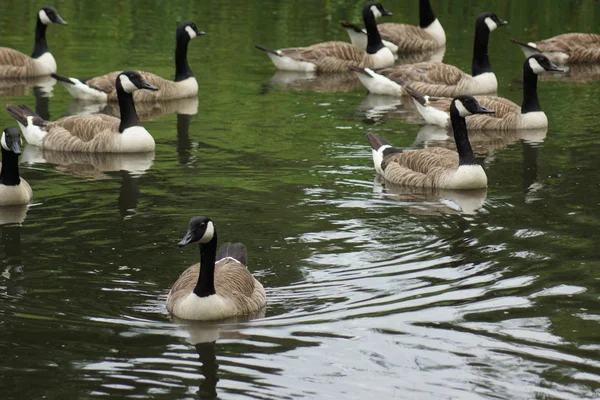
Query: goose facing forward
[
  {"left": 255, "top": 2, "right": 395, "bottom": 73},
  {"left": 167, "top": 217, "right": 267, "bottom": 321},
  {"left": 367, "top": 96, "right": 494, "bottom": 189},
  {"left": 511, "top": 34, "right": 600, "bottom": 65},
  {"left": 7, "top": 71, "right": 158, "bottom": 153},
  {"left": 0, "top": 128, "right": 32, "bottom": 206},
  {"left": 351, "top": 12, "right": 507, "bottom": 97},
  {"left": 0, "top": 7, "right": 67, "bottom": 78},
  {"left": 407, "top": 54, "right": 564, "bottom": 130},
  {"left": 343, "top": 0, "right": 445, "bottom": 54},
  {"left": 51, "top": 21, "right": 205, "bottom": 102}
]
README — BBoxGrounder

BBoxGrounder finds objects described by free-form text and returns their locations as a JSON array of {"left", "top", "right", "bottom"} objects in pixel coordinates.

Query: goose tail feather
[
  {"left": 255, "top": 45, "right": 281, "bottom": 57},
  {"left": 6, "top": 104, "right": 44, "bottom": 127},
  {"left": 341, "top": 21, "right": 364, "bottom": 33},
  {"left": 51, "top": 73, "right": 75, "bottom": 85},
  {"left": 510, "top": 38, "right": 540, "bottom": 53},
  {"left": 217, "top": 242, "right": 248, "bottom": 266},
  {"left": 366, "top": 133, "right": 390, "bottom": 151}
]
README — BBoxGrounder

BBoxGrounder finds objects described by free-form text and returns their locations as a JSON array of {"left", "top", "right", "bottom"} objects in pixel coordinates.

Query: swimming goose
[
  {"left": 511, "top": 34, "right": 600, "bottom": 65},
  {"left": 0, "top": 128, "right": 32, "bottom": 206},
  {"left": 255, "top": 2, "right": 395, "bottom": 73},
  {"left": 407, "top": 55, "right": 564, "bottom": 130},
  {"left": 0, "top": 7, "right": 67, "bottom": 78},
  {"left": 6, "top": 71, "right": 158, "bottom": 153},
  {"left": 343, "top": 0, "right": 445, "bottom": 54},
  {"left": 167, "top": 217, "right": 267, "bottom": 321},
  {"left": 51, "top": 21, "right": 204, "bottom": 102},
  {"left": 351, "top": 12, "right": 507, "bottom": 97},
  {"left": 366, "top": 96, "right": 494, "bottom": 189}
]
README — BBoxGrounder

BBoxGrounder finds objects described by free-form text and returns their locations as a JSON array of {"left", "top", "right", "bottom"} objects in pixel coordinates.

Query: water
[{"left": 1, "top": 0, "right": 600, "bottom": 398}]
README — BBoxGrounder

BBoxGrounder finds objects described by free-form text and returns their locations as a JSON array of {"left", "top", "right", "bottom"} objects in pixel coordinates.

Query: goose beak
[
  {"left": 10, "top": 140, "right": 21, "bottom": 156},
  {"left": 196, "top": 29, "right": 206, "bottom": 36},
  {"left": 546, "top": 62, "right": 564, "bottom": 73},
  {"left": 54, "top": 14, "right": 68, "bottom": 25},
  {"left": 497, "top": 19, "right": 508, "bottom": 26},
  {"left": 383, "top": 10, "right": 393, "bottom": 16},
  {"left": 140, "top": 79, "right": 158, "bottom": 91},
  {"left": 178, "top": 231, "right": 194, "bottom": 247},
  {"left": 476, "top": 105, "right": 495, "bottom": 114}
]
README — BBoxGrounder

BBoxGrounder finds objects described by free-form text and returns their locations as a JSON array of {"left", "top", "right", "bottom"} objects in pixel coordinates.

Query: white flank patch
[
  {"left": 371, "top": 47, "right": 395, "bottom": 68},
  {"left": 370, "top": 5, "right": 382, "bottom": 19},
  {"left": 173, "top": 293, "right": 237, "bottom": 321},
  {"left": 470, "top": 72, "right": 498, "bottom": 94},
  {"left": 454, "top": 100, "right": 472, "bottom": 117},
  {"left": 372, "top": 144, "right": 392, "bottom": 175},
  {"left": 528, "top": 58, "right": 545, "bottom": 74},
  {"left": 266, "top": 52, "right": 316, "bottom": 72},
  {"left": 382, "top": 39, "right": 399, "bottom": 54},
  {"left": 33, "top": 52, "right": 57, "bottom": 74},
  {"left": 354, "top": 68, "right": 403, "bottom": 96},
  {"left": 447, "top": 165, "right": 488, "bottom": 189},
  {"left": 484, "top": 17, "right": 498, "bottom": 32},
  {"left": 39, "top": 9, "right": 51, "bottom": 25},
  {"left": 199, "top": 221, "right": 215, "bottom": 243},
  {"left": 423, "top": 19, "right": 446, "bottom": 46},
  {"left": 119, "top": 75, "right": 138, "bottom": 93},
  {"left": 344, "top": 27, "right": 368, "bottom": 50},
  {"left": 22, "top": 117, "right": 46, "bottom": 147},
  {"left": 185, "top": 26, "right": 197, "bottom": 40},
  {"left": 118, "top": 126, "right": 156, "bottom": 153},
  {"left": 412, "top": 99, "right": 450, "bottom": 127},
  {"left": 62, "top": 78, "right": 108, "bottom": 101},
  {"left": 174, "top": 77, "right": 199, "bottom": 97},
  {"left": 0, "top": 132, "right": 8, "bottom": 151},
  {"left": 519, "top": 111, "right": 548, "bottom": 129}
]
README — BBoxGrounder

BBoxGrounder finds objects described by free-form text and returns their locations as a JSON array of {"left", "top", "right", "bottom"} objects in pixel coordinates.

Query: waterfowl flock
[{"left": 0, "top": 1, "right": 597, "bottom": 321}]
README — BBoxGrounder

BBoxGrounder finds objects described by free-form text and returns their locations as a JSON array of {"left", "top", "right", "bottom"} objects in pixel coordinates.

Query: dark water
[{"left": 1, "top": 0, "right": 600, "bottom": 398}]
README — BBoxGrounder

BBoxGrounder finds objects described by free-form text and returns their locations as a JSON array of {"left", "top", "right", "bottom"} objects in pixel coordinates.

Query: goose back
[
  {"left": 532, "top": 33, "right": 600, "bottom": 63},
  {"left": 0, "top": 49, "right": 43, "bottom": 78},
  {"left": 377, "top": 23, "right": 440, "bottom": 53}
]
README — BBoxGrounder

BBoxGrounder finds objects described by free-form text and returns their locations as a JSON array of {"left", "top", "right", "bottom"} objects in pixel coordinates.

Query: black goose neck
[
  {"left": 364, "top": 7, "right": 384, "bottom": 54},
  {"left": 471, "top": 19, "right": 492, "bottom": 76},
  {"left": 0, "top": 149, "right": 21, "bottom": 186},
  {"left": 450, "top": 108, "right": 477, "bottom": 166},
  {"left": 521, "top": 64, "right": 541, "bottom": 113},
  {"left": 175, "top": 32, "right": 193, "bottom": 82},
  {"left": 116, "top": 82, "right": 141, "bottom": 133},
  {"left": 32, "top": 17, "right": 49, "bottom": 58},
  {"left": 419, "top": 0, "right": 436, "bottom": 28},
  {"left": 194, "top": 235, "right": 217, "bottom": 297}
]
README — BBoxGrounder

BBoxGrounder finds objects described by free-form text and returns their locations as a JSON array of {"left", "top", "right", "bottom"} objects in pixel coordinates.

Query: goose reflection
[
  {"left": 355, "top": 94, "right": 402, "bottom": 124},
  {"left": 262, "top": 71, "right": 361, "bottom": 93},
  {"left": 540, "top": 64, "right": 600, "bottom": 83},
  {"left": 1, "top": 225, "right": 23, "bottom": 283},
  {"left": 66, "top": 96, "right": 199, "bottom": 120},
  {"left": 373, "top": 175, "right": 487, "bottom": 215},
  {"left": 0, "top": 75, "right": 56, "bottom": 98},
  {"left": 172, "top": 309, "right": 265, "bottom": 399}
]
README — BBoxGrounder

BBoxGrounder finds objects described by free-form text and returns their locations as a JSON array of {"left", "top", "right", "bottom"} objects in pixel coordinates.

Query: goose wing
[
  {"left": 380, "top": 62, "right": 466, "bottom": 85},
  {"left": 167, "top": 264, "right": 200, "bottom": 313},
  {"left": 0, "top": 48, "right": 36, "bottom": 78},
  {"left": 214, "top": 258, "right": 256, "bottom": 298},
  {"left": 536, "top": 33, "right": 600, "bottom": 53},
  {"left": 281, "top": 41, "right": 371, "bottom": 72},
  {"left": 381, "top": 148, "right": 458, "bottom": 187},
  {"left": 44, "top": 114, "right": 121, "bottom": 152},
  {"left": 377, "top": 24, "right": 439, "bottom": 53},
  {"left": 463, "top": 96, "right": 520, "bottom": 130}
]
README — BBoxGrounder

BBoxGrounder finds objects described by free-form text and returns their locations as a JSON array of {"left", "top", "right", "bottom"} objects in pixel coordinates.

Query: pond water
[{"left": 1, "top": 0, "right": 600, "bottom": 399}]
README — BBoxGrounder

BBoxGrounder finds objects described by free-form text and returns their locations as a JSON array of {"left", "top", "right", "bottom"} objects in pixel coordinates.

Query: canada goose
[
  {"left": 255, "top": 2, "right": 395, "bottom": 73},
  {"left": 0, "top": 7, "right": 67, "bottom": 78},
  {"left": 366, "top": 96, "right": 494, "bottom": 189},
  {"left": 511, "top": 34, "right": 600, "bottom": 65},
  {"left": 51, "top": 21, "right": 205, "bottom": 102},
  {"left": 6, "top": 71, "right": 158, "bottom": 153},
  {"left": 0, "top": 128, "right": 32, "bottom": 206},
  {"left": 343, "top": 0, "right": 445, "bottom": 54},
  {"left": 351, "top": 12, "right": 507, "bottom": 97},
  {"left": 167, "top": 217, "right": 267, "bottom": 321},
  {"left": 407, "top": 55, "right": 564, "bottom": 130}
]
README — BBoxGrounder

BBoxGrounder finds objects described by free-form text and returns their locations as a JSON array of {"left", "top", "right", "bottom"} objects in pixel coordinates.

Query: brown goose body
[
  {"left": 513, "top": 33, "right": 600, "bottom": 64},
  {"left": 377, "top": 23, "right": 442, "bottom": 53},
  {"left": 0, "top": 48, "right": 55, "bottom": 79}
]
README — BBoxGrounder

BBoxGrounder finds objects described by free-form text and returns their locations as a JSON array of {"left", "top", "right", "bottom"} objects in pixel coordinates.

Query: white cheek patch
[
  {"left": 370, "top": 5, "right": 383, "bottom": 19},
  {"left": 484, "top": 17, "right": 498, "bottom": 32},
  {"left": 455, "top": 100, "right": 472, "bottom": 117},
  {"left": 199, "top": 221, "right": 215, "bottom": 243},
  {"left": 39, "top": 10, "right": 51, "bottom": 25},
  {"left": 119, "top": 75, "right": 138, "bottom": 93},
  {"left": 528, "top": 58, "right": 545, "bottom": 74},
  {"left": 1, "top": 132, "right": 8, "bottom": 151},
  {"left": 185, "top": 26, "right": 197, "bottom": 39}
]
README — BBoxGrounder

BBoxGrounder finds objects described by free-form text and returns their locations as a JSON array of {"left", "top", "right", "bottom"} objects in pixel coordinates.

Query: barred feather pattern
[
  {"left": 381, "top": 147, "right": 460, "bottom": 187},
  {"left": 42, "top": 114, "right": 122, "bottom": 152},
  {"left": 0, "top": 48, "right": 41, "bottom": 78},
  {"left": 84, "top": 71, "right": 198, "bottom": 102},
  {"left": 280, "top": 41, "right": 387, "bottom": 73},
  {"left": 378, "top": 62, "right": 478, "bottom": 97},
  {"left": 167, "top": 258, "right": 267, "bottom": 317},
  {"left": 378, "top": 23, "right": 440, "bottom": 53},
  {"left": 426, "top": 96, "right": 522, "bottom": 130},
  {"left": 535, "top": 33, "right": 600, "bottom": 63}
]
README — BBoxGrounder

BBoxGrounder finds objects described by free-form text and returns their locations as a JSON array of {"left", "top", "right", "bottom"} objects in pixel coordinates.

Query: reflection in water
[
  {"left": 67, "top": 96, "right": 199, "bottom": 121},
  {"left": 177, "top": 113, "right": 195, "bottom": 165},
  {"left": 0, "top": 205, "right": 29, "bottom": 226},
  {"left": 395, "top": 46, "right": 446, "bottom": 65},
  {"left": 118, "top": 171, "right": 140, "bottom": 219},
  {"left": 540, "top": 64, "right": 600, "bottom": 83},
  {"left": 373, "top": 175, "right": 487, "bottom": 215},
  {"left": 354, "top": 94, "right": 402, "bottom": 124},
  {"left": 0, "top": 75, "right": 56, "bottom": 98},
  {"left": 1, "top": 226, "right": 24, "bottom": 295},
  {"left": 262, "top": 71, "right": 361, "bottom": 93}
]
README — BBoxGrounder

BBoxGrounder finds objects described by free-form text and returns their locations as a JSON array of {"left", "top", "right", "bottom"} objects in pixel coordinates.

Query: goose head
[
  {"left": 178, "top": 217, "right": 216, "bottom": 247},
  {"left": 451, "top": 96, "right": 495, "bottom": 118},
  {"left": 177, "top": 21, "right": 206, "bottom": 41},
  {"left": 117, "top": 71, "right": 159, "bottom": 94},
  {"left": 1, "top": 128, "right": 23, "bottom": 156},
  {"left": 38, "top": 7, "right": 67, "bottom": 26},
  {"left": 364, "top": 2, "right": 393, "bottom": 20},
  {"left": 476, "top": 12, "right": 507, "bottom": 32},
  {"left": 526, "top": 54, "right": 564, "bottom": 74}
]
